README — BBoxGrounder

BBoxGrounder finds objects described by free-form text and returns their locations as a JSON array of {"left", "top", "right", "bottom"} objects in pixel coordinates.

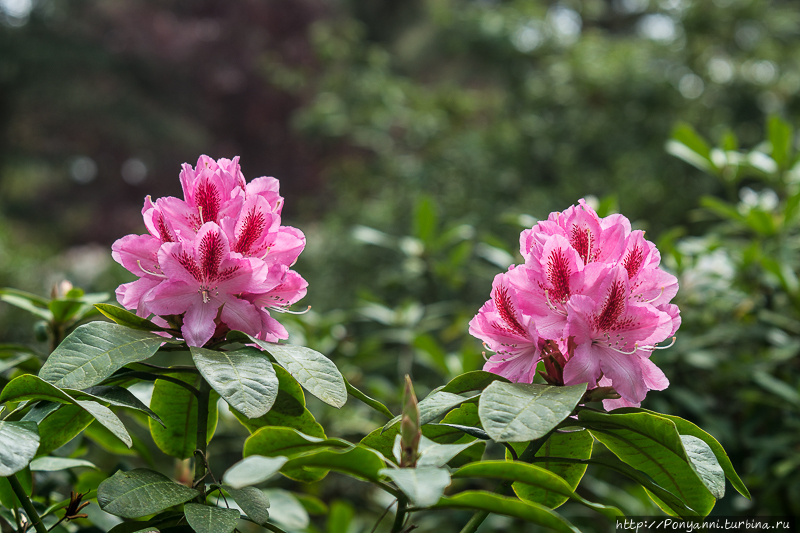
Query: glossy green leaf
[
  {"left": 280, "top": 445, "right": 387, "bottom": 482},
  {"left": 380, "top": 467, "right": 450, "bottom": 507},
  {"left": 191, "top": 346, "right": 279, "bottom": 419},
  {"left": 383, "top": 390, "right": 477, "bottom": 433},
  {"left": 0, "top": 375, "right": 131, "bottom": 447},
  {"left": 246, "top": 335, "right": 347, "bottom": 408},
  {"left": 453, "top": 461, "right": 620, "bottom": 520},
  {"left": 432, "top": 491, "right": 580, "bottom": 533},
  {"left": 97, "top": 468, "right": 199, "bottom": 519},
  {"left": 106, "top": 512, "right": 184, "bottom": 533},
  {"left": 0, "top": 421, "right": 39, "bottom": 476},
  {"left": 35, "top": 404, "right": 94, "bottom": 456},
  {"left": 94, "top": 304, "right": 168, "bottom": 332},
  {"left": 507, "top": 430, "right": 593, "bottom": 509},
  {"left": 223, "top": 456, "right": 288, "bottom": 489},
  {"left": 415, "top": 435, "right": 482, "bottom": 468},
  {"left": 578, "top": 410, "right": 717, "bottom": 516},
  {"left": 623, "top": 409, "right": 750, "bottom": 499},
  {"left": 149, "top": 374, "right": 219, "bottom": 459},
  {"left": 20, "top": 400, "right": 61, "bottom": 424},
  {"left": 344, "top": 377, "right": 393, "bottom": 418},
  {"left": 231, "top": 388, "right": 325, "bottom": 438},
  {"left": 29, "top": 456, "right": 96, "bottom": 471},
  {"left": 184, "top": 503, "right": 239, "bottom": 533},
  {"left": 262, "top": 489, "right": 309, "bottom": 530},
  {"left": 72, "top": 385, "right": 164, "bottom": 426},
  {"left": 479, "top": 382, "right": 586, "bottom": 442},
  {"left": 39, "top": 322, "right": 166, "bottom": 390},
  {"left": 243, "top": 427, "right": 346, "bottom": 483},
  {"left": 225, "top": 486, "right": 270, "bottom": 525}
]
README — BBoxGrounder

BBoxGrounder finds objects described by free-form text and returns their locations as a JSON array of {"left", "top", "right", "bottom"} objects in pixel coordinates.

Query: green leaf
[
  {"left": 432, "top": 491, "right": 580, "bottom": 533},
  {"left": 413, "top": 195, "right": 438, "bottom": 244},
  {"left": 223, "top": 456, "right": 289, "bottom": 489},
  {"left": 700, "top": 196, "right": 746, "bottom": 223},
  {"left": 97, "top": 468, "right": 199, "bottom": 519},
  {"left": 39, "top": 322, "right": 166, "bottom": 390},
  {"left": 326, "top": 500, "right": 354, "bottom": 533},
  {"left": 768, "top": 115, "right": 793, "bottom": 168},
  {"left": 49, "top": 299, "right": 90, "bottom": 324},
  {"left": 415, "top": 435, "right": 483, "bottom": 468},
  {"left": 666, "top": 123, "right": 713, "bottom": 173},
  {"left": 0, "top": 375, "right": 132, "bottom": 448},
  {"left": 0, "top": 353, "right": 35, "bottom": 374},
  {"left": 440, "top": 370, "right": 510, "bottom": 394},
  {"left": 149, "top": 374, "right": 219, "bottom": 459},
  {"left": 225, "top": 486, "right": 270, "bottom": 525},
  {"left": 478, "top": 382, "right": 587, "bottom": 442},
  {"left": 29, "top": 456, "right": 97, "bottom": 471},
  {"left": 34, "top": 404, "right": 94, "bottom": 456},
  {"left": 624, "top": 409, "right": 750, "bottom": 499},
  {"left": 106, "top": 512, "right": 184, "bottom": 533},
  {"left": 246, "top": 336, "right": 347, "bottom": 408},
  {"left": 0, "top": 288, "right": 52, "bottom": 320},
  {"left": 380, "top": 467, "right": 450, "bottom": 507},
  {"left": 344, "top": 377, "right": 393, "bottom": 418},
  {"left": 296, "top": 493, "right": 328, "bottom": 515},
  {"left": 383, "top": 390, "right": 477, "bottom": 433},
  {"left": 243, "top": 427, "right": 347, "bottom": 483},
  {"left": 184, "top": 503, "right": 239, "bottom": 533},
  {"left": 507, "top": 430, "right": 593, "bottom": 509},
  {"left": 231, "top": 386, "right": 325, "bottom": 438},
  {"left": 280, "top": 445, "right": 387, "bottom": 483},
  {"left": 191, "top": 346, "right": 279, "bottom": 419},
  {"left": 72, "top": 385, "right": 164, "bottom": 426},
  {"left": 680, "top": 435, "right": 725, "bottom": 499},
  {"left": 94, "top": 304, "right": 168, "bottom": 332},
  {"left": 453, "top": 460, "right": 621, "bottom": 520},
  {"left": 577, "top": 410, "right": 717, "bottom": 516},
  {"left": 0, "top": 420, "right": 39, "bottom": 476},
  {"left": 262, "top": 489, "right": 309, "bottom": 531}
]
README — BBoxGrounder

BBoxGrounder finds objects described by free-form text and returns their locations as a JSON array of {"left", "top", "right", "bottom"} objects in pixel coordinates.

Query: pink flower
[
  {"left": 469, "top": 273, "right": 541, "bottom": 383},
  {"left": 471, "top": 199, "right": 680, "bottom": 409},
  {"left": 111, "top": 155, "right": 308, "bottom": 347}
]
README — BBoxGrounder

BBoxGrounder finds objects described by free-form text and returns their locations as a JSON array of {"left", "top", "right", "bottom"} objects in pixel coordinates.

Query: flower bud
[{"left": 400, "top": 375, "right": 420, "bottom": 468}]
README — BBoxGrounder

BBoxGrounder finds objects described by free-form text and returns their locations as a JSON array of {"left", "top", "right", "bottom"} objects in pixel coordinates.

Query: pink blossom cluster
[
  {"left": 112, "top": 156, "right": 307, "bottom": 347},
  {"left": 469, "top": 200, "right": 680, "bottom": 409}
]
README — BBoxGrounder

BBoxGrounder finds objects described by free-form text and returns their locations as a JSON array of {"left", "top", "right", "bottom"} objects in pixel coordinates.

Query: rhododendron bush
[{"left": 0, "top": 157, "right": 748, "bottom": 533}]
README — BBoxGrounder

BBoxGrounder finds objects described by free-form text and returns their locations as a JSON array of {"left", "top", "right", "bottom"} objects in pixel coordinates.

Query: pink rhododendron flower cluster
[
  {"left": 112, "top": 156, "right": 307, "bottom": 347},
  {"left": 469, "top": 199, "right": 680, "bottom": 410}
]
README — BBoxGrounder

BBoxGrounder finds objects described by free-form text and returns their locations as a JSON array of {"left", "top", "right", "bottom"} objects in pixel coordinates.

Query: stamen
[
  {"left": 544, "top": 290, "right": 568, "bottom": 316},
  {"left": 136, "top": 260, "right": 167, "bottom": 278},
  {"left": 198, "top": 206, "right": 204, "bottom": 224},
  {"left": 640, "top": 337, "right": 677, "bottom": 351},
  {"left": 268, "top": 305, "right": 311, "bottom": 315},
  {"left": 640, "top": 287, "right": 664, "bottom": 304},
  {"left": 606, "top": 343, "right": 639, "bottom": 355}
]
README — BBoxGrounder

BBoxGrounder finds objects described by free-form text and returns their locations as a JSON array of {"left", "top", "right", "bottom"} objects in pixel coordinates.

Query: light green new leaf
[
  {"left": 506, "top": 429, "right": 593, "bottom": 509},
  {"left": 432, "top": 491, "right": 580, "bottom": 533},
  {"left": 94, "top": 304, "right": 168, "bottom": 332},
  {"left": 380, "top": 467, "right": 450, "bottom": 507},
  {"left": 39, "top": 322, "right": 166, "bottom": 390},
  {"left": 479, "top": 382, "right": 587, "bottom": 442},
  {"left": 383, "top": 390, "right": 477, "bottom": 433},
  {"left": 578, "top": 410, "right": 717, "bottom": 516},
  {"left": 149, "top": 374, "right": 219, "bottom": 459},
  {"left": 244, "top": 335, "right": 346, "bottom": 408},
  {"left": 97, "top": 468, "right": 199, "bottom": 518},
  {"left": 262, "top": 489, "right": 309, "bottom": 530},
  {"left": 30, "top": 456, "right": 97, "bottom": 471},
  {"left": 191, "top": 346, "right": 279, "bottom": 419},
  {"left": 225, "top": 486, "right": 270, "bottom": 525},
  {"left": 223, "top": 456, "right": 289, "bottom": 489},
  {"left": 453, "top": 461, "right": 621, "bottom": 520},
  {"left": 0, "top": 421, "right": 39, "bottom": 476},
  {"left": 184, "top": 503, "right": 239, "bottom": 533}
]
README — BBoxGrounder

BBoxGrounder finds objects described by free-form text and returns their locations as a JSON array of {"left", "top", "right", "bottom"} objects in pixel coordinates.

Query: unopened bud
[{"left": 400, "top": 375, "right": 421, "bottom": 467}]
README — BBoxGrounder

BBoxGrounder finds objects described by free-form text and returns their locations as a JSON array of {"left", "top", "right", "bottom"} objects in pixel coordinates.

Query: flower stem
[
  {"left": 458, "top": 429, "right": 557, "bottom": 533},
  {"left": 390, "top": 494, "right": 408, "bottom": 533},
  {"left": 193, "top": 377, "right": 212, "bottom": 503},
  {"left": 8, "top": 473, "right": 48, "bottom": 533}
]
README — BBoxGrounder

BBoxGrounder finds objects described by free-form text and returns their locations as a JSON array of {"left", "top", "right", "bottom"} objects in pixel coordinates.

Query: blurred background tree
[{"left": 1, "top": 0, "right": 799, "bottom": 530}]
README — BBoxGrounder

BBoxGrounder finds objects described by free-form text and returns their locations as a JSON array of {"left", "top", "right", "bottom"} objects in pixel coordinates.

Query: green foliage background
[{"left": 1, "top": 0, "right": 799, "bottom": 530}]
